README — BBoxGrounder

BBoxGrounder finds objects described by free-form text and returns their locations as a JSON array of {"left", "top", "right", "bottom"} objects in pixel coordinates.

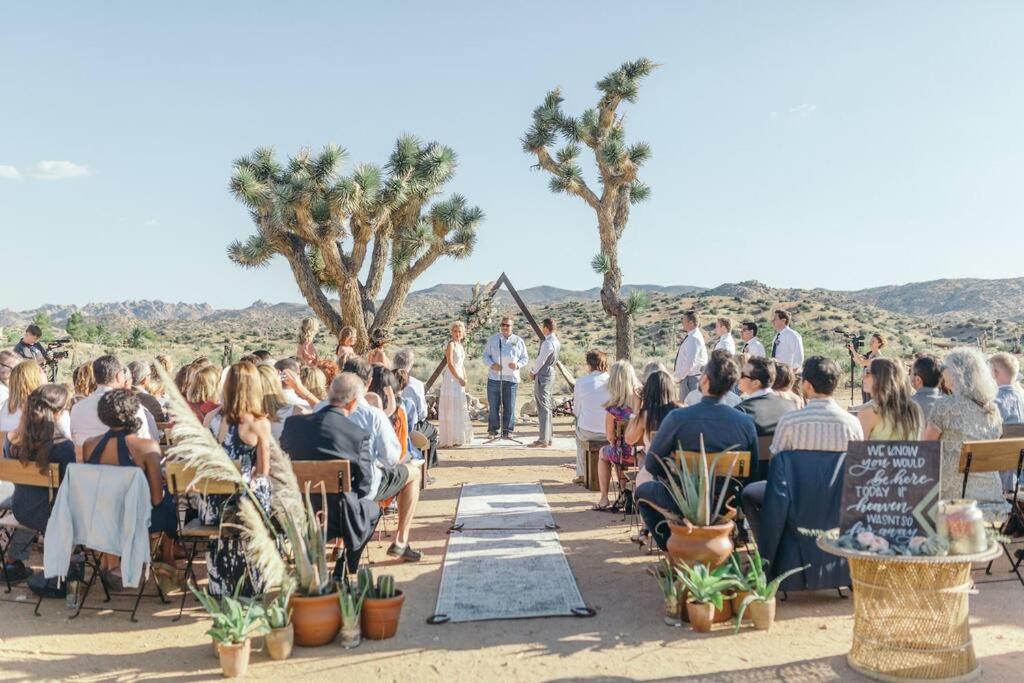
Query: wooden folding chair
[
  {"left": 291, "top": 461, "right": 354, "bottom": 572},
  {"left": 673, "top": 450, "right": 753, "bottom": 479},
  {"left": 165, "top": 461, "right": 240, "bottom": 620},
  {"left": 0, "top": 460, "right": 61, "bottom": 614},
  {"left": 959, "top": 438, "right": 1024, "bottom": 587}
]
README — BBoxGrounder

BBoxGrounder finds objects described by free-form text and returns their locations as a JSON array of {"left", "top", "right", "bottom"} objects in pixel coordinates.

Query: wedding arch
[{"left": 423, "top": 272, "right": 575, "bottom": 392}]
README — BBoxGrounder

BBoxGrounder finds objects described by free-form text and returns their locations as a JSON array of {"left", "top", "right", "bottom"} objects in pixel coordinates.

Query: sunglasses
[
  {"left": 740, "top": 373, "right": 755, "bottom": 380},
  {"left": 501, "top": 324, "right": 511, "bottom": 328}
]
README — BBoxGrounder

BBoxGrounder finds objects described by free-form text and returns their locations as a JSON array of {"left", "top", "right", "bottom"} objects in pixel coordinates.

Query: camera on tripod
[
  {"left": 834, "top": 328, "right": 866, "bottom": 353},
  {"left": 46, "top": 339, "right": 71, "bottom": 362}
]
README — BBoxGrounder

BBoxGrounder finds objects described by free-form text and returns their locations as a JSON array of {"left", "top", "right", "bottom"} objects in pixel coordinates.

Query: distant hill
[
  {"left": 408, "top": 283, "right": 705, "bottom": 306},
  {"left": 845, "top": 277, "right": 1024, "bottom": 318}
]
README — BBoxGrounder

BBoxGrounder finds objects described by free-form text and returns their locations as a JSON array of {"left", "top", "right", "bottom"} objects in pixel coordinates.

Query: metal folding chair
[{"left": 0, "top": 460, "right": 61, "bottom": 615}]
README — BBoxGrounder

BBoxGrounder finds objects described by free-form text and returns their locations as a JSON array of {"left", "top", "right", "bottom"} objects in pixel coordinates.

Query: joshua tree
[
  {"left": 523, "top": 58, "right": 657, "bottom": 360},
  {"left": 227, "top": 138, "right": 483, "bottom": 350}
]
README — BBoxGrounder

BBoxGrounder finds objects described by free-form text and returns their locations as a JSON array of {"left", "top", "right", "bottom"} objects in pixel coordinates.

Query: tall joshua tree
[
  {"left": 228, "top": 137, "right": 483, "bottom": 350},
  {"left": 523, "top": 58, "right": 657, "bottom": 360}
]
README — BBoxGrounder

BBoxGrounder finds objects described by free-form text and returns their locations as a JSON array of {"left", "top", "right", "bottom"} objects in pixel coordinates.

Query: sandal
[
  {"left": 591, "top": 502, "right": 612, "bottom": 511},
  {"left": 630, "top": 529, "right": 650, "bottom": 545}
]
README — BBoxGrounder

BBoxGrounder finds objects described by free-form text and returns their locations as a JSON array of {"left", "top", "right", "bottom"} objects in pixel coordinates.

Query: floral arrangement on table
[{"left": 803, "top": 526, "right": 1007, "bottom": 558}]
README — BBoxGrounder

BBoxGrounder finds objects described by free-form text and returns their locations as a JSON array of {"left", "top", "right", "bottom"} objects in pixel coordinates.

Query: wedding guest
[
  {"left": 367, "top": 330, "right": 391, "bottom": 367},
  {"left": 438, "top": 323, "right": 473, "bottom": 448},
  {"left": 187, "top": 365, "right": 221, "bottom": 422},
  {"left": 573, "top": 351, "right": 610, "bottom": 485},
  {"left": 736, "top": 357, "right": 797, "bottom": 438},
  {"left": 672, "top": 310, "right": 707, "bottom": 402},
  {"left": 714, "top": 318, "right": 736, "bottom": 355},
  {"left": 300, "top": 365, "right": 329, "bottom": 402},
  {"left": 251, "top": 364, "right": 303, "bottom": 439},
  {"left": 770, "top": 309, "right": 804, "bottom": 372},
  {"left": 252, "top": 350, "right": 274, "bottom": 365},
  {"left": 640, "top": 361, "right": 667, "bottom": 381},
  {"left": 772, "top": 362, "right": 805, "bottom": 409},
  {"left": 154, "top": 355, "right": 174, "bottom": 378},
  {"left": 72, "top": 362, "right": 96, "bottom": 403},
  {"left": 3, "top": 361, "right": 65, "bottom": 450},
  {"left": 637, "top": 351, "right": 758, "bottom": 550},
  {"left": 482, "top": 317, "right": 528, "bottom": 439},
  {"left": 296, "top": 317, "right": 320, "bottom": 366},
  {"left": 0, "top": 350, "right": 19, "bottom": 405},
  {"left": 334, "top": 326, "right": 357, "bottom": 359},
  {"left": 592, "top": 361, "right": 639, "bottom": 511},
  {"left": 393, "top": 348, "right": 437, "bottom": 466},
  {"left": 128, "top": 360, "right": 166, "bottom": 422},
  {"left": 275, "top": 358, "right": 315, "bottom": 410},
  {"left": 530, "top": 318, "right": 561, "bottom": 448},
  {"left": 990, "top": 352, "right": 1024, "bottom": 426},
  {"left": 316, "top": 359, "right": 340, "bottom": 387},
  {"left": 849, "top": 333, "right": 885, "bottom": 403},
  {"left": 924, "top": 348, "right": 1007, "bottom": 518},
  {"left": 856, "top": 358, "right": 923, "bottom": 440},
  {"left": 370, "top": 367, "right": 409, "bottom": 461},
  {"left": 740, "top": 322, "right": 766, "bottom": 359},
  {"left": 910, "top": 354, "right": 944, "bottom": 422}
]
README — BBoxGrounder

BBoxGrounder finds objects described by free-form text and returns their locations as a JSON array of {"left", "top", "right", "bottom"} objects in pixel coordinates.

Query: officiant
[{"left": 482, "top": 317, "right": 529, "bottom": 439}]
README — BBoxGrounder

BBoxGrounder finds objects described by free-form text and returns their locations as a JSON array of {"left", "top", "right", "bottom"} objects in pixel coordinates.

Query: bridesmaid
[{"left": 296, "top": 317, "right": 319, "bottom": 366}]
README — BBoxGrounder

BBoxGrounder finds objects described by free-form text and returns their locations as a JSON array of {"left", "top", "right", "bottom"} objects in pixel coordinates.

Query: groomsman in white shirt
[
  {"left": 770, "top": 309, "right": 804, "bottom": 372},
  {"left": 713, "top": 318, "right": 736, "bottom": 355},
  {"left": 529, "top": 318, "right": 561, "bottom": 448},
  {"left": 741, "top": 322, "right": 766, "bottom": 359},
  {"left": 673, "top": 310, "right": 707, "bottom": 402}
]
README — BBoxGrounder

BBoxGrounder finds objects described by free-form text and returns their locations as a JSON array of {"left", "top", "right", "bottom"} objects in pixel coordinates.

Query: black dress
[{"left": 4, "top": 439, "right": 76, "bottom": 533}]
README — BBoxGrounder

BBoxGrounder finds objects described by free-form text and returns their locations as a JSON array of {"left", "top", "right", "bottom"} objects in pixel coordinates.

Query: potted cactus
[
  {"left": 732, "top": 548, "right": 807, "bottom": 632},
  {"left": 190, "top": 584, "right": 269, "bottom": 678},
  {"left": 676, "top": 561, "right": 741, "bottom": 633},
  {"left": 654, "top": 558, "right": 684, "bottom": 625},
  {"left": 358, "top": 568, "right": 405, "bottom": 640},
  {"left": 264, "top": 584, "right": 294, "bottom": 660},
  {"left": 339, "top": 580, "right": 365, "bottom": 648}
]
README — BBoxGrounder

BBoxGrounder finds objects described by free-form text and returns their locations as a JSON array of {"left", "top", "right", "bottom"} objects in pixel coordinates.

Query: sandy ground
[{"left": 2, "top": 417, "right": 1024, "bottom": 682}]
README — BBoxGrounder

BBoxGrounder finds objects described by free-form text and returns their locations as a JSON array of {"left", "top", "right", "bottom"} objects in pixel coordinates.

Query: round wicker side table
[{"left": 817, "top": 538, "right": 1000, "bottom": 682}]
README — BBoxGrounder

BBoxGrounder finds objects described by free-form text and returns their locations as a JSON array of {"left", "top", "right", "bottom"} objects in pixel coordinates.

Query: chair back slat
[
  {"left": 674, "top": 450, "right": 752, "bottom": 478},
  {"left": 291, "top": 460, "right": 352, "bottom": 494},
  {"left": 0, "top": 460, "right": 60, "bottom": 488},
  {"left": 757, "top": 435, "right": 774, "bottom": 461},
  {"left": 1002, "top": 424, "right": 1024, "bottom": 440},
  {"left": 958, "top": 439, "right": 1024, "bottom": 474},
  {"left": 165, "top": 461, "right": 239, "bottom": 495}
]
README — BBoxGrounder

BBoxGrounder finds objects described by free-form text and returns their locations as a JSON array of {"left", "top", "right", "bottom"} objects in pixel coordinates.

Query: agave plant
[
  {"left": 266, "top": 584, "right": 294, "bottom": 629},
  {"left": 676, "top": 562, "right": 741, "bottom": 611},
  {"left": 339, "top": 581, "right": 364, "bottom": 628},
  {"left": 190, "top": 583, "right": 270, "bottom": 645},
  {"left": 731, "top": 548, "right": 808, "bottom": 631},
  {"left": 653, "top": 434, "right": 738, "bottom": 527}
]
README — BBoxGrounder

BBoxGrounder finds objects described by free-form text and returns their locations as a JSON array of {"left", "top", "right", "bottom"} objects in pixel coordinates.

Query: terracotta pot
[
  {"left": 340, "top": 622, "right": 361, "bottom": 649},
  {"left": 290, "top": 591, "right": 341, "bottom": 647},
  {"left": 217, "top": 640, "right": 251, "bottom": 678},
  {"left": 732, "top": 590, "right": 752, "bottom": 616},
  {"left": 361, "top": 590, "right": 405, "bottom": 640},
  {"left": 665, "top": 520, "right": 735, "bottom": 569},
  {"left": 266, "top": 624, "right": 294, "bottom": 660},
  {"left": 686, "top": 601, "right": 716, "bottom": 633},
  {"left": 679, "top": 590, "right": 734, "bottom": 624},
  {"left": 748, "top": 596, "right": 776, "bottom": 630}
]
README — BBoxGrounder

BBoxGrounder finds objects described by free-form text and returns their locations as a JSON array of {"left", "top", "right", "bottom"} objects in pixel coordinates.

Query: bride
[{"left": 439, "top": 321, "right": 474, "bottom": 447}]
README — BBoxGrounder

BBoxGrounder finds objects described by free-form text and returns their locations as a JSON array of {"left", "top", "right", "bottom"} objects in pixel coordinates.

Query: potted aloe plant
[
  {"left": 357, "top": 568, "right": 405, "bottom": 640},
  {"left": 264, "top": 584, "right": 294, "bottom": 660},
  {"left": 732, "top": 548, "right": 807, "bottom": 631},
  {"left": 339, "top": 580, "right": 365, "bottom": 648},
  {"left": 654, "top": 558, "right": 684, "bottom": 625},
  {"left": 652, "top": 435, "right": 739, "bottom": 569},
  {"left": 676, "top": 561, "right": 741, "bottom": 633},
  {"left": 190, "top": 584, "right": 269, "bottom": 678}
]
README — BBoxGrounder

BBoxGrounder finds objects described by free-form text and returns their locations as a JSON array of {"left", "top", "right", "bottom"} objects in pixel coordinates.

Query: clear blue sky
[{"left": 2, "top": 1, "right": 1022, "bottom": 310}]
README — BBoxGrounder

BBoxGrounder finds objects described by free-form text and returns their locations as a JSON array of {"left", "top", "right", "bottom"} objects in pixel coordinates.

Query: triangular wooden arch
[{"left": 424, "top": 272, "right": 576, "bottom": 392}]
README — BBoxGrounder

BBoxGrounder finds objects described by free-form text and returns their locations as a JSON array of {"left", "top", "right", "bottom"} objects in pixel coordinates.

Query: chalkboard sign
[{"left": 839, "top": 441, "right": 941, "bottom": 546}]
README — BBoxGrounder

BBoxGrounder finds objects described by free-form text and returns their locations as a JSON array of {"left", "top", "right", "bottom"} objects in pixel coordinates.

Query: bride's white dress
[{"left": 439, "top": 341, "right": 474, "bottom": 447}]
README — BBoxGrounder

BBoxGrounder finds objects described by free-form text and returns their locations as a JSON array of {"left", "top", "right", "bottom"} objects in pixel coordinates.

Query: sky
[{"left": 2, "top": 1, "right": 1023, "bottom": 311}]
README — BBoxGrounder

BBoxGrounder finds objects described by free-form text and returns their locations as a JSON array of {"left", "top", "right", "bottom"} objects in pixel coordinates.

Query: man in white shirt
[
  {"left": 740, "top": 322, "right": 766, "bottom": 359},
  {"left": 672, "top": 310, "right": 708, "bottom": 402},
  {"left": 482, "top": 317, "right": 529, "bottom": 438},
  {"left": 70, "top": 355, "right": 154, "bottom": 447},
  {"left": 572, "top": 350, "right": 610, "bottom": 485},
  {"left": 770, "top": 309, "right": 804, "bottom": 373},
  {"left": 714, "top": 317, "right": 736, "bottom": 355},
  {"left": 530, "top": 318, "right": 561, "bottom": 448}
]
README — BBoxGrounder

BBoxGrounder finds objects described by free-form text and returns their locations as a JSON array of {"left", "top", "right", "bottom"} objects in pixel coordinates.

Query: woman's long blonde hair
[
  {"left": 256, "top": 364, "right": 288, "bottom": 421},
  {"left": 299, "top": 317, "right": 320, "bottom": 344},
  {"left": 73, "top": 362, "right": 96, "bottom": 397},
  {"left": 6, "top": 361, "right": 44, "bottom": 415},
  {"left": 605, "top": 360, "right": 639, "bottom": 410},
  {"left": 868, "top": 358, "right": 922, "bottom": 439},
  {"left": 221, "top": 361, "right": 267, "bottom": 425}
]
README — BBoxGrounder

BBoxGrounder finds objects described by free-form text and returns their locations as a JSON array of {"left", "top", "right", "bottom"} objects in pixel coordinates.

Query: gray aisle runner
[{"left": 434, "top": 483, "right": 588, "bottom": 623}]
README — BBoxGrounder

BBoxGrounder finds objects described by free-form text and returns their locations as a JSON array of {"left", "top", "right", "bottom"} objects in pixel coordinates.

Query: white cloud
[
  {"left": 0, "top": 165, "right": 21, "bottom": 180},
  {"left": 143, "top": 218, "right": 160, "bottom": 228},
  {"left": 788, "top": 103, "right": 818, "bottom": 118},
  {"left": 29, "top": 160, "right": 91, "bottom": 180}
]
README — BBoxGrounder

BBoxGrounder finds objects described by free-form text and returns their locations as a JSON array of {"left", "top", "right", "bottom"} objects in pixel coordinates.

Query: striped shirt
[{"left": 770, "top": 398, "right": 863, "bottom": 454}]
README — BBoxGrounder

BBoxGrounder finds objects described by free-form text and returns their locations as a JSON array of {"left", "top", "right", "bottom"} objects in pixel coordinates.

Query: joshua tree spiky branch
[
  {"left": 523, "top": 58, "right": 657, "bottom": 360},
  {"left": 227, "top": 138, "right": 484, "bottom": 351}
]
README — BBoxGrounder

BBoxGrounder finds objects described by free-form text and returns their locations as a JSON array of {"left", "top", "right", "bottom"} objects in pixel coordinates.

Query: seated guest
[
  {"left": 275, "top": 358, "right": 315, "bottom": 409},
  {"left": 370, "top": 367, "right": 408, "bottom": 461},
  {"left": 991, "top": 352, "right": 1024, "bottom": 426},
  {"left": 640, "top": 361, "right": 667, "bottom": 381},
  {"left": 714, "top": 318, "right": 736, "bottom": 355},
  {"left": 856, "top": 358, "right": 922, "bottom": 439},
  {"left": 636, "top": 351, "right": 759, "bottom": 551},
  {"left": 740, "top": 322, "right": 766, "bottom": 359},
  {"left": 128, "top": 360, "right": 166, "bottom": 422},
  {"left": 155, "top": 355, "right": 173, "bottom": 378},
  {"left": 316, "top": 359, "right": 340, "bottom": 387},
  {"left": 910, "top": 354, "right": 944, "bottom": 422},
  {"left": 736, "top": 357, "right": 797, "bottom": 438},
  {"left": 624, "top": 369, "right": 680, "bottom": 544},
  {"left": 682, "top": 378, "right": 742, "bottom": 407},
  {"left": 1, "top": 361, "right": 47, "bottom": 449},
  {"left": 146, "top": 370, "right": 167, "bottom": 409},
  {"left": 572, "top": 350, "right": 610, "bottom": 486},
  {"left": 0, "top": 350, "right": 21, "bottom": 405},
  {"left": 82, "top": 389, "right": 178, "bottom": 571},
  {"left": 393, "top": 349, "right": 437, "bottom": 466},
  {"left": 252, "top": 350, "right": 274, "bottom": 365},
  {"left": 300, "top": 366, "right": 329, "bottom": 403},
  {"left": 771, "top": 362, "right": 804, "bottom": 409},
  {"left": 255, "top": 364, "right": 305, "bottom": 439},
  {"left": 924, "top": 348, "right": 1007, "bottom": 518},
  {"left": 186, "top": 364, "right": 221, "bottom": 422},
  {"left": 280, "top": 373, "right": 381, "bottom": 570},
  {"left": 394, "top": 369, "right": 422, "bottom": 460},
  {"left": 592, "top": 361, "right": 639, "bottom": 511},
  {"left": 2, "top": 384, "right": 77, "bottom": 583},
  {"left": 71, "top": 356, "right": 155, "bottom": 447},
  {"left": 741, "top": 356, "right": 863, "bottom": 541},
  {"left": 72, "top": 362, "right": 96, "bottom": 404}
]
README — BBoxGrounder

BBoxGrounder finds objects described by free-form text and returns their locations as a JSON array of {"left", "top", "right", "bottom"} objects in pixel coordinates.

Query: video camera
[
  {"left": 834, "top": 328, "right": 865, "bottom": 353},
  {"left": 46, "top": 338, "right": 72, "bottom": 362}
]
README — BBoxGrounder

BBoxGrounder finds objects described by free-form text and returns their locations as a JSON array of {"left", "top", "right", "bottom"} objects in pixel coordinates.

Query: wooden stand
[{"left": 584, "top": 440, "right": 608, "bottom": 492}]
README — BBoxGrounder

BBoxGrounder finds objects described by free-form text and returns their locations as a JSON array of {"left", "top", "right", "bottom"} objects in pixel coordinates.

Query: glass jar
[{"left": 937, "top": 499, "right": 987, "bottom": 555}]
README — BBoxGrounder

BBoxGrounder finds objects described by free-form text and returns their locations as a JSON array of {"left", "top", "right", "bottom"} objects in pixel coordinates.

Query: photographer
[
  {"left": 14, "top": 325, "right": 51, "bottom": 365},
  {"left": 847, "top": 333, "right": 885, "bottom": 403}
]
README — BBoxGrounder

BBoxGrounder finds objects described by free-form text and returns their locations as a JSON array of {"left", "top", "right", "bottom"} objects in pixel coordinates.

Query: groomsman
[
  {"left": 741, "top": 322, "right": 766, "bottom": 358},
  {"left": 770, "top": 309, "right": 804, "bottom": 372},
  {"left": 529, "top": 318, "right": 561, "bottom": 448},
  {"left": 714, "top": 318, "right": 736, "bottom": 355},
  {"left": 673, "top": 310, "right": 707, "bottom": 401}
]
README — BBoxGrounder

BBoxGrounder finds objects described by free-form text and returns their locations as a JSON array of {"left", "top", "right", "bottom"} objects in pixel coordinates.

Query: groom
[{"left": 483, "top": 317, "right": 529, "bottom": 439}]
